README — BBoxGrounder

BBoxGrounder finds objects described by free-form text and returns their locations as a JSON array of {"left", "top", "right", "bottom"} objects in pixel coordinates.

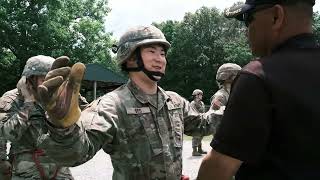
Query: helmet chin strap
[
  {"left": 142, "top": 69, "right": 164, "bottom": 82},
  {"left": 126, "top": 48, "right": 164, "bottom": 82}
]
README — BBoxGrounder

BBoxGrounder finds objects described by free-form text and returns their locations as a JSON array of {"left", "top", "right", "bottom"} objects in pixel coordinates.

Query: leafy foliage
[
  {"left": 156, "top": 7, "right": 252, "bottom": 103},
  {"left": 313, "top": 12, "right": 320, "bottom": 42},
  {"left": 1, "top": 1, "right": 320, "bottom": 100},
  {"left": 0, "top": 0, "right": 116, "bottom": 95},
  {"left": 156, "top": 7, "right": 320, "bottom": 104}
]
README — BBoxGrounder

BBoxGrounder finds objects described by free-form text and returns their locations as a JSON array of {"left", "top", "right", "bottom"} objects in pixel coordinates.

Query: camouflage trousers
[
  {"left": 9, "top": 148, "right": 74, "bottom": 180},
  {"left": 11, "top": 162, "right": 74, "bottom": 180},
  {"left": 12, "top": 175, "right": 74, "bottom": 180},
  {"left": 192, "top": 136, "right": 203, "bottom": 147},
  {"left": 11, "top": 170, "right": 74, "bottom": 180}
]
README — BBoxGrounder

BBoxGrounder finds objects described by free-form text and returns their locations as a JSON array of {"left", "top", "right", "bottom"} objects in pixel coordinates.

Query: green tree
[
  {"left": 153, "top": 20, "right": 180, "bottom": 44},
  {"left": 0, "top": 0, "right": 116, "bottom": 95},
  {"left": 158, "top": 7, "right": 251, "bottom": 104},
  {"left": 0, "top": 49, "right": 19, "bottom": 95},
  {"left": 313, "top": 12, "right": 320, "bottom": 41}
]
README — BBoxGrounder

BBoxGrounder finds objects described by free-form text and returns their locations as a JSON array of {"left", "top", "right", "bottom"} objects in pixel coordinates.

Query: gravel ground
[{"left": 70, "top": 139, "right": 212, "bottom": 180}]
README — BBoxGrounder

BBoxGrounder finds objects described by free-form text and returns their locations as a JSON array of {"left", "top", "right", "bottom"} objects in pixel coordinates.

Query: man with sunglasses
[{"left": 198, "top": 0, "right": 319, "bottom": 180}]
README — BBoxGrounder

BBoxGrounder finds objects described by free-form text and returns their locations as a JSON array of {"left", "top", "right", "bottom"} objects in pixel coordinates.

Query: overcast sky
[{"left": 105, "top": 0, "right": 320, "bottom": 38}]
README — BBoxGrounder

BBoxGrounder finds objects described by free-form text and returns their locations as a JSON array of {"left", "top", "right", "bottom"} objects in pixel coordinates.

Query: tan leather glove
[
  {"left": 38, "top": 56, "right": 86, "bottom": 127},
  {"left": 0, "top": 160, "right": 11, "bottom": 180}
]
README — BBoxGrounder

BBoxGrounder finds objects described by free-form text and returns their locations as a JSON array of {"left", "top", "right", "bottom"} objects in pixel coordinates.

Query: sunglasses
[{"left": 243, "top": 4, "right": 276, "bottom": 27}]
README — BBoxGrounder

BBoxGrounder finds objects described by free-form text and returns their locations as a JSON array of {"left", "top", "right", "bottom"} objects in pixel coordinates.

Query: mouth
[{"left": 153, "top": 66, "right": 162, "bottom": 71}]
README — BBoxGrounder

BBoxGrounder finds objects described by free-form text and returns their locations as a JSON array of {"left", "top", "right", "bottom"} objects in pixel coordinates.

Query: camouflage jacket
[
  {"left": 210, "top": 88, "right": 229, "bottom": 110},
  {"left": 190, "top": 100, "right": 205, "bottom": 113},
  {"left": 209, "top": 88, "right": 230, "bottom": 134},
  {"left": 42, "top": 80, "right": 212, "bottom": 180},
  {"left": 0, "top": 89, "right": 77, "bottom": 180}
]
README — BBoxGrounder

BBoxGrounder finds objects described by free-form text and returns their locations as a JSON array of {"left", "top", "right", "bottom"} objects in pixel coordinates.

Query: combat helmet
[
  {"left": 113, "top": 25, "right": 171, "bottom": 65},
  {"left": 22, "top": 55, "right": 55, "bottom": 77},
  {"left": 216, "top": 63, "right": 241, "bottom": 82},
  {"left": 192, "top": 89, "right": 203, "bottom": 96}
]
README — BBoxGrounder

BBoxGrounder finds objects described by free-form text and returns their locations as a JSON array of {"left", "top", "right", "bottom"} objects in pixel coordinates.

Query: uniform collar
[
  {"left": 272, "top": 33, "right": 319, "bottom": 53},
  {"left": 127, "top": 80, "right": 171, "bottom": 109},
  {"left": 157, "top": 87, "right": 171, "bottom": 110}
]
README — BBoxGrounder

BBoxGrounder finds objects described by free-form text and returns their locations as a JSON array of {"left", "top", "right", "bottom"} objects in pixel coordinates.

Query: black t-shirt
[{"left": 210, "top": 34, "right": 320, "bottom": 180}]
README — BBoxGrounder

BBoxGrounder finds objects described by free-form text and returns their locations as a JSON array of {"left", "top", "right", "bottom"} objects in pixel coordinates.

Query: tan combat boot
[
  {"left": 192, "top": 147, "right": 202, "bottom": 156},
  {"left": 198, "top": 144, "right": 207, "bottom": 154}
]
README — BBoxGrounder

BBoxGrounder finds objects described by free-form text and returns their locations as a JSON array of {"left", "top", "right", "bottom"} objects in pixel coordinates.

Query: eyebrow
[{"left": 145, "top": 45, "right": 165, "bottom": 51}]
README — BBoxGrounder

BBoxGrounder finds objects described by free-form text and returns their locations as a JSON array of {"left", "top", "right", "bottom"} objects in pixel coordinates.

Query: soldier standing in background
[
  {"left": 209, "top": 63, "right": 241, "bottom": 134},
  {"left": 0, "top": 55, "right": 80, "bottom": 180},
  {"left": 190, "top": 89, "right": 207, "bottom": 156},
  {"left": 210, "top": 63, "right": 241, "bottom": 111}
]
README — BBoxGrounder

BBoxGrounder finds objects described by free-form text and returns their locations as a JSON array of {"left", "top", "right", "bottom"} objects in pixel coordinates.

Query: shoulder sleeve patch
[{"left": 166, "top": 92, "right": 183, "bottom": 110}]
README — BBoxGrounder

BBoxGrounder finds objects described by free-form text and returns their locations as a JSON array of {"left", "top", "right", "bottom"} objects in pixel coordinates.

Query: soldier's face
[
  {"left": 26, "top": 75, "right": 45, "bottom": 101},
  {"left": 36, "top": 76, "right": 45, "bottom": 86},
  {"left": 27, "top": 75, "right": 45, "bottom": 89},
  {"left": 140, "top": 44, "right": 167, "bottom": 74}
]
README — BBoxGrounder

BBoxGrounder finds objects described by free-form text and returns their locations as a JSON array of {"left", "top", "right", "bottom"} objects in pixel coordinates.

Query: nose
[{"left": 154, "top": 52, "right": 165, "bottom": 63}]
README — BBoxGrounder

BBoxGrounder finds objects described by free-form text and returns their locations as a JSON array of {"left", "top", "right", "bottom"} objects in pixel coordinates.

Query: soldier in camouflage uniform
[
  {"left": 209, "top": 63, "right": 241, "bottom": 134},
  {"left": 0, "top": 55, "right": 81, "bottom": 180},
  {"left": 38, "top": 25, "right": 214, "bottom": 180},
  {"left": 190, "top": 89, "right": 207, "bottom": 156}
]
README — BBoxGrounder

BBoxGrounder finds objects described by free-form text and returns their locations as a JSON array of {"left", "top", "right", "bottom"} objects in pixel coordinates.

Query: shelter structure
[{"left": 81, "top": 64, "right": 127, "bottom": 102}]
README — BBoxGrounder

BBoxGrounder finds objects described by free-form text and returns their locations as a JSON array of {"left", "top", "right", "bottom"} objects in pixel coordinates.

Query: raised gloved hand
[
  {"left": 38, "top": 56, "right": 86, "bottom": 128},
  {"left": 0, "top": 160, "right": 11, "bottom": 180},
  {"left": 17, "top": 76, "right": 36, "bottom": 103}
]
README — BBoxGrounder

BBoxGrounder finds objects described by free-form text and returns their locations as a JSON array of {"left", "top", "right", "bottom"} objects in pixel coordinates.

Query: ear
[
  {"left": 26, "top": 76, "right": 36, "bottom": 86},
  {"left": 126, "top": 56, "right": 138, "bottom": 68},
  {"left": 272, "top": 5, "right": 285, "bottom": 31},
  {"left": 127, "top": 56, "right": 136, "bottom": 62}
]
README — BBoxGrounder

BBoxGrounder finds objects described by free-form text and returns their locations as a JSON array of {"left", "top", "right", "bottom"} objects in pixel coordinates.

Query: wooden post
[{"left": 93, "top": 81, "right": 97, "bottom": 100}]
